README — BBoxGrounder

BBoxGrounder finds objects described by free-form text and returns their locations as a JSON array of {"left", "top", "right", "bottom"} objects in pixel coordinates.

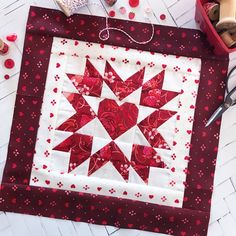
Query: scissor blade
[{"left": 205, "top": 105, "right": 227, "bottom": 127}]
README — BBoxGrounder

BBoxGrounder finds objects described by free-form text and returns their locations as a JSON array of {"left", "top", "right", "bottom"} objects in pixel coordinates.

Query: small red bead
[
  {"left": 4, "top": 59, "right": 15, "bottom": 69},
  {"left": 119, "top": 6, "right": 126, "bottom": 15},
  {"left": 4, "top": 74, "right": 10, "bottom": 80},
  {"left": 109, "top": 10, "right": 116, "bottom": 17},
  {"left": 160, "top": 14, "right": 166, "bottom": 20},
  {"left": 129, "top": 0, "right": 139, "bottom": 8}
]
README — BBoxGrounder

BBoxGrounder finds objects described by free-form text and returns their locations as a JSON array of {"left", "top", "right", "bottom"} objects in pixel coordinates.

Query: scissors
[{"left": 206, "top": 66, "right": 236, "bottom": 127}]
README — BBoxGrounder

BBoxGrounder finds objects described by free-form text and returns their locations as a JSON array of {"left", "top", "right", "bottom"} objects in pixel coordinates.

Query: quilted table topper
[{"left": 0, "top": 6, "right": 229, "bottom": 236}]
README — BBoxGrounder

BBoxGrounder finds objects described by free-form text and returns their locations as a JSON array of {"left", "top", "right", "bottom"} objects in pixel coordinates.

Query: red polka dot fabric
[{"left": 0, "top": 6, "right": 229, "bottom": 236}]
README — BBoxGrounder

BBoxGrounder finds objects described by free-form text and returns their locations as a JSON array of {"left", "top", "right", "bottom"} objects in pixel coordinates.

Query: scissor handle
[
  {"left": 225, "top": 86, "right": 236, "bottom": 106},
  {"left": 226, "top": 66, "right": 236, "bottom": 93}
]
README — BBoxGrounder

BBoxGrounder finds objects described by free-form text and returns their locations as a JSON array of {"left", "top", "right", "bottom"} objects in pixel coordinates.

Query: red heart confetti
[{"left": 6, "top": 34, "right": 17, "bottom": 42}]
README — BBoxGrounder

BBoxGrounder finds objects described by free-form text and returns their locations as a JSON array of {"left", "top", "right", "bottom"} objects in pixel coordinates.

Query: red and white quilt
[
  {"left": 32, "top": 39, "right": 201, "bottom": 208},
  {"left": 0, "top": 6, "right": 229, "bottom": 236}
]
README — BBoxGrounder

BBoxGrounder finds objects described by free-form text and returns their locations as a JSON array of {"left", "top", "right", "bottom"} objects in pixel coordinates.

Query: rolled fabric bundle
[{"left": 203, "top": 2, "right": 220, "bottom": 21}]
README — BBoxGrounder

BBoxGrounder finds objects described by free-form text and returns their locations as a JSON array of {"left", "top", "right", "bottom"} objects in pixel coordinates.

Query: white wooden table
[{"left": 0, "top": 0, "right": 236, "bottom": 235}]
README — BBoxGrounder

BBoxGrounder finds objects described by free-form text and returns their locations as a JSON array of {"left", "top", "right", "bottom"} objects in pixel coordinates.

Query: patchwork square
[{"left": 0, "top": 7, "right": 228, "bottom": 236}]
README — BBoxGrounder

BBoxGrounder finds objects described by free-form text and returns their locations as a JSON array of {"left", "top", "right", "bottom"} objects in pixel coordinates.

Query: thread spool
[
  {"left": 104, "top": 0, "right": 117, "bottom": 6},
  {"left": 0, "top": 39, "right": 9, "bottom": 55},
  {"left": 230, "top": 31, "right": 236, "bottom": 41},
  {"left": 203, "top": 2, "right": 220, "bottom": 21},
  {"left": 56, "top": 0, "right": 88, "bottom": 17},
  {"left": 216, "top": 0, "right": 236, "bottom": 30},
  {"left": 220, "top": 31, "right": 236, "bottom": 48}
]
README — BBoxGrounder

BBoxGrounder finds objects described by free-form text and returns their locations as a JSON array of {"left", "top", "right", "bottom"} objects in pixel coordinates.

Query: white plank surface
[{"left": 0, "top": 0, "right": 235, "bottom": 235}]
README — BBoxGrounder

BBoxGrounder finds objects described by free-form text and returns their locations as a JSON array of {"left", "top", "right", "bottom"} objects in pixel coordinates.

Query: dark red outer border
[{"left": 0, "top": 6, "right": 229, "bottom": 236}]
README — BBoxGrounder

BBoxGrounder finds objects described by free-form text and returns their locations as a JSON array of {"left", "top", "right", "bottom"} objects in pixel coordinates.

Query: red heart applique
[
  {"left": 28, "top": 126, "right": 34, "bottom": 131},
  {"left": 12, "top": 163, "right": 17, "bottom": 169},
  {"left": 16, "top": 138, "right": 21, "bottom": 143},
  {"left": 31, "top": 11, "right": 36, "bottom": 17},
  {"left": 98, "top": 99, "right": 138, "bottom": 139},
  {"left": 22, "top": 85, "right": 27, "bottom": 92},
  {"left": 45, "top": 180, "right": 50, "bottom": 185},
  {"left": 56, "top": 63, "right": 60, "bottom": 68}
]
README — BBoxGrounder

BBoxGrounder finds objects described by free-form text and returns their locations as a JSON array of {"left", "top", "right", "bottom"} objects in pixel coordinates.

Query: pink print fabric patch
[{"left": 0, "top": 6, "right": 229, "bottom": 236}]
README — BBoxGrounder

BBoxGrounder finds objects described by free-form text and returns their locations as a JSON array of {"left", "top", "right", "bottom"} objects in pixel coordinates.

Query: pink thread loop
[
  {"left": 99, "top": 17, "right": 155, "bottom": 45},
  {"left": 87, "top": 3, "right": 154, "bottom": 45}
]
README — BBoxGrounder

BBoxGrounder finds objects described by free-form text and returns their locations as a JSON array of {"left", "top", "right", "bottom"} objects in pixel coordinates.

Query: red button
[
  {"left": 4, "top": 59, "right": 15, "bottom": 69},
  {"left": 4, "top": 74, "right": 10, "bottom": 80},
  {"left": 129, "top": 0, "right": 139, "bottom": 8},
  {"left": 109, "top": 10, "right": 116, "bottom": 17}
]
